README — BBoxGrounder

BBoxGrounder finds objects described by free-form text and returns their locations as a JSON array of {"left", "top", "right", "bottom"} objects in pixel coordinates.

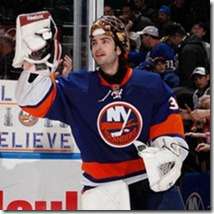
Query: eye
[
  {"left": 91, "top": 40, "right": 97, "bottom": 47},
  {"left": 102, "top": 38, "right": 110, "bottom": 44}
]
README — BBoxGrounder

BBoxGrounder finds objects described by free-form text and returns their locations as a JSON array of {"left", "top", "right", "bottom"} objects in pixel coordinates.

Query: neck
[
  {"left": 100, "top": 58, "right": 119, "bottom": 76},
  {"left": 99, "top": 58, "right": 128, "bottom": 84}
]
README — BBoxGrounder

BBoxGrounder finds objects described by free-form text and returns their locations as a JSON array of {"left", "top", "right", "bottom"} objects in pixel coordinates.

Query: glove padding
[
  {"left": 13, "top": 11, "right": 61, "bottom": 72},
  {"left": 134, "top": 136, "right": 187, "bottom": 192}
]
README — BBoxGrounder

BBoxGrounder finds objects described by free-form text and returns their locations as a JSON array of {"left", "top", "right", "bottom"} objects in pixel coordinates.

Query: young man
[
  {"left": 137, "top": 25, "right": 177, "bottom": 74},
  {"left": 143, "top": 56, "right": 180, "bottom": 88},
  {"left": 165, "top": 22, "right": 209, "bottom": 89},
  {"left": 15, "top": 15, "right": 188, "bottom": 210},
  {"left": 191, "top": 67, "right": 210, "bottom": 108}
]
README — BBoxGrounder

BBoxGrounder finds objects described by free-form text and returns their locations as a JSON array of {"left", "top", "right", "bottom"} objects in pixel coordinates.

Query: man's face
[
  {"left": 154, "top": 61, "right": 166, "bottom": 73},
  {"left": 158, "top": 12, "right": 169, "bottom": 23},
  {"left": 91, "top": 34, "right": 121, "bottom": 75},
  {"left": 122, "top": 6, "right": 132, "bottom": 17},
  {"left": 104, "top": 6, "right": 114, "bottom": 16},
  {"left": 134, "top": 0, "right": 144, "bottom": 9},
  {"left": 141, "top": 34, "right": 151, "bottom": 48},
  {"left": 193, "top": 75, "right": 209, "bottom": 89},
  {"left": 191, "top": 24, "right": 206, "bottom": 39},
  {"left": 168, "top": 35, "right": 181, "bottom": 46}
]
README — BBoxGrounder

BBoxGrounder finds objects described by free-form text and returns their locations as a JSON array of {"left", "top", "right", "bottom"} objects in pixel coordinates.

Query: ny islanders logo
[{"left": 97, "top": 101, "right": 143, "bottom": 148}]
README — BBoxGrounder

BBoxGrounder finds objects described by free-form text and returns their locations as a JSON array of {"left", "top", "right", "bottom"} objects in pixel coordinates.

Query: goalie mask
[
  {"left": 13, "top": 11, "right": 62, "bottom": 71},
  {"left": 90, "top": 16, "right": 129, "bottom": 56}
]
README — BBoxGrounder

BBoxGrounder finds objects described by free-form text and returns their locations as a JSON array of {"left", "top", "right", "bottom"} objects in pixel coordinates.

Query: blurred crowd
[
  {"left": 0, "top": 0, "right": 210, "bottom": 173},
  {"left": 105, "top": 0, "right": 210, "bottom": 174}
]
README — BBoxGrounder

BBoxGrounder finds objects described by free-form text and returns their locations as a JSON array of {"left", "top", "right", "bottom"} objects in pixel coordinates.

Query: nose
[{"left": 94, "top": 42, "right": 104, "bottom": 54}]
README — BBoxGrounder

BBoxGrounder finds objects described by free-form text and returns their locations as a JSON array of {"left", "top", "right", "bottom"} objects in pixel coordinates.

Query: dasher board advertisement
[{"left": 0, "top": 80, "right": 82, "bottom": 211}]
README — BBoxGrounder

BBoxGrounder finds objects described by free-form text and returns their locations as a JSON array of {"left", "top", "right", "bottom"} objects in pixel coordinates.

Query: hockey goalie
[{"left": 14, "top": 13, "right": 189, "bottom": 210}]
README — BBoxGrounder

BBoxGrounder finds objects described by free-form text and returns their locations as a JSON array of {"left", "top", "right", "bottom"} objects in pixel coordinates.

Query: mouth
[{"left": 95, "top": 53, "right": 105, "bottom": 58}]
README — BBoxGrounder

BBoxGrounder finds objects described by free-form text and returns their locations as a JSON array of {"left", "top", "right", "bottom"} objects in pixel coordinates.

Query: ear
[{"left": 116, "top": 46, "right": 122, "bottom": 56}]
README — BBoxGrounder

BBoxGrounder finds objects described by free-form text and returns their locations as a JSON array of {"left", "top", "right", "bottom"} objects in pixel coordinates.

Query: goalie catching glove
[
  {"left": 13, "top": 11, "right": 62, "bottom": 74},
  {"left": 134, "top": 136, "right": 189, "bottom": 192}
]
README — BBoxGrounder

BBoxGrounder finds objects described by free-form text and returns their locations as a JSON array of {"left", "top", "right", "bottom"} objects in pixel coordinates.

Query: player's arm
[
  {"left": 14, "top": 11, "right": 72, "bottom": 119},
  {"left": 15, "top": 62, "right": 57, "bottom": 117}
]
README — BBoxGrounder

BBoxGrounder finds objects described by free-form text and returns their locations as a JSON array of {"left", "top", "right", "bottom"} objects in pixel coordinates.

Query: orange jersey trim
[
  {"left": 149, "top": 113, "right": 184, "bottom": 140},
  {"left": 22, "top": 84, "right": 57, "bottom": 117},
  {"left": 82, "top": 158, "right": 145, "bottom": 180}
]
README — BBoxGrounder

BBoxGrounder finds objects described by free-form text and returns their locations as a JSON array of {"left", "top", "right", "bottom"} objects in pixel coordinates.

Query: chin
[{"left": 95, "top": 59, "right": 105, "bottom": 65}]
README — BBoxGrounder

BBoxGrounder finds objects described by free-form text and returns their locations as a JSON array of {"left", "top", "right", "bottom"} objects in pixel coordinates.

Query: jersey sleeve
[
  {"left": 15, "top": 70, "right": 57, "bottom": 117},
  {"left": 16, "top": 68, "right": 89, "bottom": 125},
  {"left": 149, "top": 77, "right": 184, "bottom": 141}
]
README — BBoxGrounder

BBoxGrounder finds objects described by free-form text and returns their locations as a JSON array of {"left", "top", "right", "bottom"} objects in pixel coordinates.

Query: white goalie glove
[
  {"left": 13, "top": 11, "right": 62, "bottom": 73},
  {"left": 134, "top": 136, "right": 189, "bottom": 192}
]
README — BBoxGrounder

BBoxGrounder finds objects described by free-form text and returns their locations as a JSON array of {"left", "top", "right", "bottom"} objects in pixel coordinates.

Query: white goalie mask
[{"left": 13, "top": 11, "right": 62, "bottom": 71}]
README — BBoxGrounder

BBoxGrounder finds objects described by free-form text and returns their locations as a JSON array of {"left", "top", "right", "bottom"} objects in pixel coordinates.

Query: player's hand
[
  {"left": 62, "top": 54, "right": 73, "bottom": 76},
  {"left": 55, "top": 55, "right": 73, "bottom": 77}
]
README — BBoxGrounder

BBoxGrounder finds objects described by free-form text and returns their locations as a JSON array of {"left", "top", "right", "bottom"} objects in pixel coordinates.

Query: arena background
[{"left": 0, "top": 0, "right": 211, "bottom": 212}]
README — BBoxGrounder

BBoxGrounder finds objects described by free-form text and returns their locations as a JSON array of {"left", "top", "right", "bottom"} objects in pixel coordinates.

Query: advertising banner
[
  {"left": 0, "top": 80, "right": 82, "bottom": 211},
  {"left": 179, "top": 172, "right": 210, "bottom": 210}
]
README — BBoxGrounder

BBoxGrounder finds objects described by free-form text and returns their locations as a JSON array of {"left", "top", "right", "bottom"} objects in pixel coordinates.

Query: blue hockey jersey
[
  {"left": 148, "top": 42, "right": 177, "bottom": 72},
  {"left": 19, "top": 68, "right": 184, "bottom": 184}
]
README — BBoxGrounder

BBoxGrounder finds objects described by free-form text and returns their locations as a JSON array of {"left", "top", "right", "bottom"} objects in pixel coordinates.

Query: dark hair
[
  {"left": 0, "top": 36, "right": 15, "bottom": 48},
  {"left": 193, "top": 22, "right": 208, "bottom": 32},
  {"left": 165, "top": 22, "right": 186, "bottom": 36}
]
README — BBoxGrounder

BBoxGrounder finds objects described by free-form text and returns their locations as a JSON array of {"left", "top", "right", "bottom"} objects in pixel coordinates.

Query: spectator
[
  {"left": 191, "top": 22, "right": 209, "bottom": 42},
  {"left": 131, "top": 0, "right": 154, "bottom": 31},
  {"left": 191, "top": 67, "right": 210, "bottom": 109},
  {"left": 132, "top": 0, "right": 155, "bottom": 19},
  {"left": 165, "top": 22, "right": 209, "bottom": 89},
  {"left": 0, "top": 35, "right": 21, "bottom": 79},
  {"left": 191, "top": 22, "right": 210, "bottom": 60},
  {"left": 119, "top": 4, "right": 134, "bottom": 32},
  {"left": 0, "top": 35, "right": 14, "bottom": 58},
  {"left": 184, "top": 92, "right": 210, "bottom": 172},
  {"left": 137, "top": 26, "right": 177, "bottom": 75},
  {"left": 185, "top": 93, "right": 210, "bottom": 170},
  {"left": 170, "top": 0, "right": 189, "bottom": 30},
  {"left": 104, "top": 4, "right": 114, "bottom": 16},
  {"left": 147, "top": 57, "right": 180, "bottom": 88},
  {"left": 187, "top": 0, "right": 210, "bottom": 32},
  {"left": 127, "top": 32, "right": 145, "bottom": 67},
  {"left": 156, "top": 5, "right": 173, "bottom": 37}
]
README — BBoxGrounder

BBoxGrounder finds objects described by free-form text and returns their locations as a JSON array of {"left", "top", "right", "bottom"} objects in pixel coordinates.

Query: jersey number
[{"left": 169, "top": 97, "right": 179, "bottom": 110}]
